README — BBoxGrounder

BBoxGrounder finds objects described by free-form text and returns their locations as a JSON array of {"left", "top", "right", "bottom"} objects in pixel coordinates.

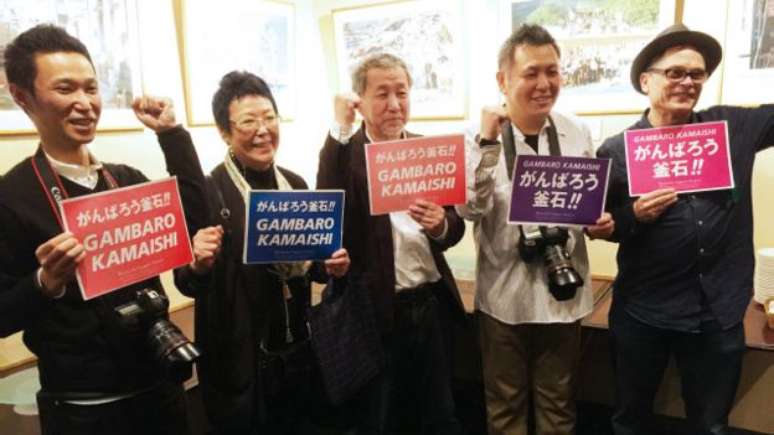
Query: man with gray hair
[{"left": 317, "top": 52, "right": 465, "bottom": 434}]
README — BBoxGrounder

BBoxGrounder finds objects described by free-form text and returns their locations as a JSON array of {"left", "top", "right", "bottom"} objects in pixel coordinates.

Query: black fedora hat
[{"left": 630, "top": 23, "right": 722, "bottom": 94}]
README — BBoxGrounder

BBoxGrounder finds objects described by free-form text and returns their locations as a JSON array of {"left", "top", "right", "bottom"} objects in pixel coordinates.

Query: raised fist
[{"left": 132, "top": 96, "right": 178, "bottom": 133}]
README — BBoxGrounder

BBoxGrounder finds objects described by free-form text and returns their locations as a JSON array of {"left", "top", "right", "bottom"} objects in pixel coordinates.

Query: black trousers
[
  {"left": 351, "top": 283, "right": 461, "bottom": 435},
  {"left": 609, "top": 307, "right": 745, "bottom": 435},
  {"left": 208, "top": 376, "right": 323, "bottom": 435},
  {"left": 36, "top": 382, "right": 189, "bottom": 435}
]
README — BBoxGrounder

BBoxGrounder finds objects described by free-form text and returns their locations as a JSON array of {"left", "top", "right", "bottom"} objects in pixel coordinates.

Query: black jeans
[
  {"left": 36, "top": 382, "right": 189, "bottom": 435},
  {"left": 210, "top": 388, "right": 320, "bottom": 435},
  {"left": 353, "top": 283, "right": 461, "bottom": 435},
  {"left": 609, "top": 307, "right": 745, "bottom": 435}
]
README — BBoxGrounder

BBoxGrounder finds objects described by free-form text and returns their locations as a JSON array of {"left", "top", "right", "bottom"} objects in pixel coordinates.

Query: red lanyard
[{"left": 30, "top": 146, "right": 119, "bottom": 229}]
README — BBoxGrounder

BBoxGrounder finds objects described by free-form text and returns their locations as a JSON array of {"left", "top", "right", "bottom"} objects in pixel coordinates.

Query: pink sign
[
  {"left": 624, "top": 121, "right": 734, "bottom": 196},
  {"left": 60, "top": 177, "right": 194, "bottom": 300},
  {"left": 365, "top": 134, "right": 466, "bottom": 215}
]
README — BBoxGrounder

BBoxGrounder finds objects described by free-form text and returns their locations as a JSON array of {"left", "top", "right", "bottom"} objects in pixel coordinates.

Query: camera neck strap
[
  {"left": 30, "top": 146, "right": 119, "bottom": 229},
  {"left": 501, "top": 115, "right": 561, "bottom": 181}
]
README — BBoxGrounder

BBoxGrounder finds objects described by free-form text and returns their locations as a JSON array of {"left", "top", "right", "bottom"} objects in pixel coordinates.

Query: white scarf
[
  {"left": 223, "top": 151, "right": 292, "bottom": 199},
  {"left": 223, "top": 152, "right": 310, "bottom": 280}
]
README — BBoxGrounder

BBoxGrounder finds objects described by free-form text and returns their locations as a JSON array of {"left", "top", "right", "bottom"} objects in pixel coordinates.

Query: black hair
[
  {"left": 4, "top": 24, "right": 93, "bottom": 95},
  {"left": 211, "top": 71, "right": 279, "bottom": 133},
  {"left": 498, "top": 24, "right": 561, "bottom": 71}
]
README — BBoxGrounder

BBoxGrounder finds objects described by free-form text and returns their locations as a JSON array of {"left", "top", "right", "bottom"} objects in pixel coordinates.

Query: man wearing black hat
[{"left": 597, "top": 24, "right": 774, "bottom": 435}]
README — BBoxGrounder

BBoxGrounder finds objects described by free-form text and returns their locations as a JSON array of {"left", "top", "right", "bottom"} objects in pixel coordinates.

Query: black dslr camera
[
  {"left": 114, "top": 289, "right": 201, "bottom": 383},
  {"left": 518, "top": 225, "right": 584, "bottom": 301}
]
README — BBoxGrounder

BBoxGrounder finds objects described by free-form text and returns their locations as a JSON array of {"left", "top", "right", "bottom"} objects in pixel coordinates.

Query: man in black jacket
[
  {"left": 317, "top": 53, "right": 465, "bottom": 434},
  {"left": 0, "top": 24, "right": 205, "bottom": 435},
  {"left": 597, "top": 24, "right": 774, "bottom": 435}
]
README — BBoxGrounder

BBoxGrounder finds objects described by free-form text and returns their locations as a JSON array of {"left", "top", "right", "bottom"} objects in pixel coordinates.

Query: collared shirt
[
  {"left": 456, "top": 112, "right": 595, "bottom": 325},
  {"left": 44, "top": 149, "right": 102, "bottom": 189},
  {"left": 597, "top": 105, "right": 774, "bottom": 332},
  {"left": 330, "top": 123, "right": 443, "bottom": 291}
]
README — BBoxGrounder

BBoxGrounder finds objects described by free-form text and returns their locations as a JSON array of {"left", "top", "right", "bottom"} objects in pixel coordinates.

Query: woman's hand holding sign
[
  {"left": 324, "top": 248, "right": 350, "bottom": 278},
  {"left": 191, "top": 225, "right": 223, "bottom": 275}
]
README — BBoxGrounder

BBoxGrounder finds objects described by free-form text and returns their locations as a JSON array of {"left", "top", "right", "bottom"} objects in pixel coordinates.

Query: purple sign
[
  {"left": 508, "top": 155, "right": 611, "bottom": 226},
  {"left": 624, "top": 121, "right": 734, "bottom": 196}
]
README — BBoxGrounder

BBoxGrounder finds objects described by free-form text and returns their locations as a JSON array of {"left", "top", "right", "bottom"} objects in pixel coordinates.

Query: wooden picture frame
[
  {"left": 0, "top": 0, "right": 144, "bottom": 135},
  {"left": 332, "top": 0, "right": 467, "bottom": 120}
]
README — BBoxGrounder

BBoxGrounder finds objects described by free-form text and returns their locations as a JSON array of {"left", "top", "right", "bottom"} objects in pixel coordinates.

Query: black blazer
[
  {"left": 317, "top": 125, "right": 465, "bottom": 331},
  {"left": 175, "top": 163, "right": 322, "bottom": 425}
]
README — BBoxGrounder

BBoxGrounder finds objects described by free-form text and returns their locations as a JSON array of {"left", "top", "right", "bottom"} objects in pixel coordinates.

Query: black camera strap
[
  {"left": 30, "top": 146, "right": 119, "bottom": 228},
  {"left": 501, "top": 115, "right": 561, "bottom": 181},
  {"left": 208, "top": 175, "right": 232, "bottom": 223}
]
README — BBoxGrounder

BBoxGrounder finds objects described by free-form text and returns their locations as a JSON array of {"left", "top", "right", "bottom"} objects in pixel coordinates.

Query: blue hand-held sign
[{"left": 244, "top": 190, "right": 345, "bottom": 264}]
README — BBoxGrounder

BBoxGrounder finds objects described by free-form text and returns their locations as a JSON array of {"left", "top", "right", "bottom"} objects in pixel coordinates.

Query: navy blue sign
[{"left": 244, "top": 190, "right": 345, "bottom": 264}]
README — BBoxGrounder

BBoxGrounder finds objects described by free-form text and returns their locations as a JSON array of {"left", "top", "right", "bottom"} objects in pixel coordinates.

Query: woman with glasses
[{"left": 135, "top": 71, "right": 349, "bottom": 435}]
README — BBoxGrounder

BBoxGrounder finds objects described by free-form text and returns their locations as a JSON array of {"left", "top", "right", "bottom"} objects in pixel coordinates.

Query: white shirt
[
  {"left": 456, "top": 112, "right": 594, "bottom": 325},
  {"left": 331, "top": 123, "right": 442, "bottom": 291},
  {"left": 44, "top": 149, "right": 103, "bottom": 190}
]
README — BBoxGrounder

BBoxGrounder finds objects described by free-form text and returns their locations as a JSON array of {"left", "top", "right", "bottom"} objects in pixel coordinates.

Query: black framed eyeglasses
[{"left": 647, "top": 67, "right": 708, "bottom": 83}]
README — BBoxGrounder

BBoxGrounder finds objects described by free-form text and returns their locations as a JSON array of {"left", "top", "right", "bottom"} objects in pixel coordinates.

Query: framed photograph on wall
[
  {"left": 680, "top": 0, "right": 727, "bottom": 109},
  {"left": 181, "top": 0, "right": 295, "bottom": 126},
  {"left": 720, "top": 0, "right": 774, "bottom": 105},
  {"left": 501, "top": 0, "right": 678, "bottom": 115},
  {"left": 0, "top": 0, "right": 143, "bottom": 135},
  {"left": 332, "top": 0, "right": 466, "bottom": 120}
]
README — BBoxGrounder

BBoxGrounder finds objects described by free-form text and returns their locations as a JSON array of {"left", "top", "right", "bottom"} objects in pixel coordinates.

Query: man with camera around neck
[
  {"left": 0, "top": 25, "right": 207, "bottom": 435},
  {"left": 597, "top": 24, "right": 774, "bottom": 435},
  {"left": 456, "top": 24, "right": 613, "bottom": 435}
]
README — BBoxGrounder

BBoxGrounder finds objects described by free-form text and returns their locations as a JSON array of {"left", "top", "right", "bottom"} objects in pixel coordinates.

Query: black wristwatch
[{"left": 476, "top": 135, "right": 500, "bottom": 147}]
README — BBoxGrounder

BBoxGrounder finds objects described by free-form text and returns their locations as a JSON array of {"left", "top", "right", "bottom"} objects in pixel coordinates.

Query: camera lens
[
  {"left": 147, "top": 320, "right": 201, "bottom": 383},
  {"left": 544, "top": 245, "right": 584, "bottom": 301},
  {"left": 114, "top": 289, "right": 200, "bottom": 383}
]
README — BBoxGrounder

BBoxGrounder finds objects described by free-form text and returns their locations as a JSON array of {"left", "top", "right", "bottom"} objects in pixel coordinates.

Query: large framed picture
[
  {"left": 332, "top": 0, "right": 466, "bottom": 120},
  {"left": 181, "top": 0, "right": 295, "bottom": 126},
  {"left": 680, "top": 0, "right": 726, "bottom": 108},
  {"left": 502, "top": 0, "right": 678, "bottom": 115},
  {"left": 720, "top": 0, "right": 774, "bottom": 105},
  {"left": 0, "top": 0, "right": 143, "bottom": 135}
]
